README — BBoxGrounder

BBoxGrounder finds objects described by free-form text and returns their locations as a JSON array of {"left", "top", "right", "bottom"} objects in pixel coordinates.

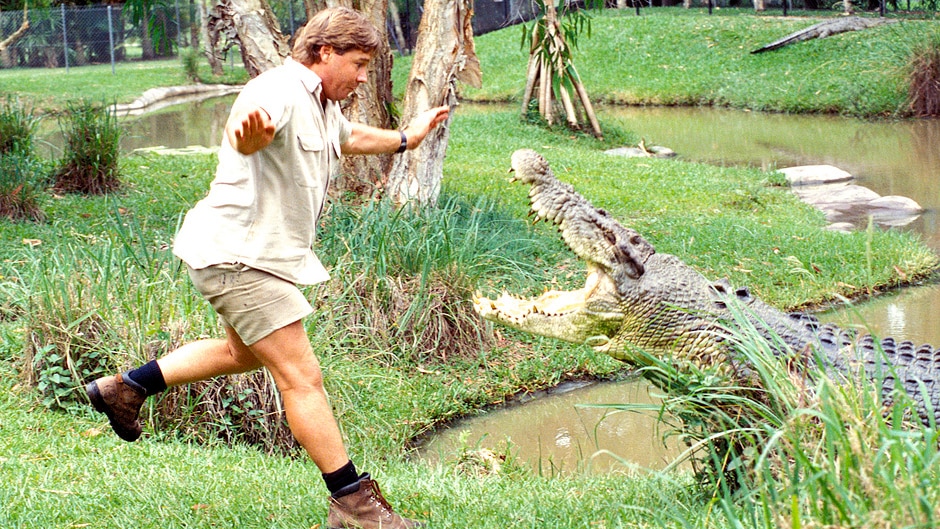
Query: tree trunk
[
  {"left": 386, "top": 0, "right": 480, "bottom": 208},
  {"left": 201, "top": 0, "right": 225, "bottom": 75},
  {"left": 304, "top": 0, "right": 328, "bottom": 23},
  {"left": 142, "top": 10, "right": 155, "bottom": 60},
  {"left": 0, "top": 4, "right": 29, "bottom": 69},
  {"left": 388, "top": 0, "right": 408, "bottom": 55},
  {"left": 190, "top": 0, "right": 201, "bottom": 48},
  {"left": 521, "top": 0, "right": 601, "bottom": 138},
  {"left": 225, "top": 0, "right": 290, "bottom": 77},
  {"left": 326, "top": 0, "right": 396, "bottom": 197},
  {"left": 753, "top": 0, "right": 765, "bottom": 11}
]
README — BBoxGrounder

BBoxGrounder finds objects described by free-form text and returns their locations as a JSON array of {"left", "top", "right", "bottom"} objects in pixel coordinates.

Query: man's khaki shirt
[{"left": 174, "top": 58, "right": 351, "bottom": 285}]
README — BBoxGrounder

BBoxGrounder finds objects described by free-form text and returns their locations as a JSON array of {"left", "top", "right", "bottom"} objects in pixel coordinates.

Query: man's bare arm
[{"left": 342, "top": 105, "right": 450, "bottom": 155}]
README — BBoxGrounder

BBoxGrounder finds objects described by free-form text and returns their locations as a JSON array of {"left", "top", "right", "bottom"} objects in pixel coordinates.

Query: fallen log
[{"left": 751, "top": 16, "right": 896, "bottom": 54}]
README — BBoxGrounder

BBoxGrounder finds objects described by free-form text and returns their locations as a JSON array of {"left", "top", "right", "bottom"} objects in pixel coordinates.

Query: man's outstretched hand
[
  {"left": 227, "top": 108, "right": 275, "bottom": 155},
  {"left": 402, "top": 105, "right": 451, "bottom": 148}
]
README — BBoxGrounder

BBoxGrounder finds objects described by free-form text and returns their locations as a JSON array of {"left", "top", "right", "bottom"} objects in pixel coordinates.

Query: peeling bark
[
  {"left": 331, "top": 0, "right": 396, "bottom": 197},
  {"left": 385, "top": 0, "right": 480, "bottom": 208},
  {"left": 224, "top": 0, "right": 290, "bottom": 77}
]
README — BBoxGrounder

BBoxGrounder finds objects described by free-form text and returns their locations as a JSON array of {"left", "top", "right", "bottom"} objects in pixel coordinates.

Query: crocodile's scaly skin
[{"left": 473, "top": 149, "right": 940, "bottom": 424}]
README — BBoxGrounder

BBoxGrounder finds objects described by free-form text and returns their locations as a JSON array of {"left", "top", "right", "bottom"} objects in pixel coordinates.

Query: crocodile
[{"left": 473, "top": 149, "right": 940, "bottom": 425}]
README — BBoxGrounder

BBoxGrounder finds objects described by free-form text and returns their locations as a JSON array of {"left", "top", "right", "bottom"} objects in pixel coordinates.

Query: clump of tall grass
[
  {"left": 908, "top": 30, "right": 940, "bottom": 117},
  {"left": 180, "top": 47, "right": 202, "bottom": 83},
  {"left": 52, "top": 100, "right": 121, "bottom": 194},
  {"left": 316, "top": 195, "right": 542, "bottom": 364},
  {"left": 21, "top": 207, "right": 200, "bottom": 410},
  {"left": 622, "top": 300, "right": 940, "bottom": 527},
  {"left": 0, "top": 151, "right": 46, "bottom": 221},
  {"left": 0, "top": 95, "right": 36, "bottom": 155},
  {"left": 0, "top": 96, "right": 45, "bottom": 221}
]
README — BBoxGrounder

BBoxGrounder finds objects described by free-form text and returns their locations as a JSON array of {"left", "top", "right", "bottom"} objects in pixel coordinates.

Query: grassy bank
[
  {"left": 397, "top": 8, "right": 938, "bottom": 116},
  {"left": 1, "top": 9, "right": 936, "bottom": 117},
  {"left": 2, "top": 7, "right": 940, "bottom": 529}
]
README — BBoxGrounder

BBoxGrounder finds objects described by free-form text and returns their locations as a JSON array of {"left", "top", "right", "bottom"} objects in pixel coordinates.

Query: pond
[{"left": 54, "top": 98, "right": 939, "bottom": 474}]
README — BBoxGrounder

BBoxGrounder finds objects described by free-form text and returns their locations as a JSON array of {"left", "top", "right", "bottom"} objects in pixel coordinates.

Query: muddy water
[
  {"left": 35, "top": 95, "right": 236, "bottom": 158},
  {"left": 418, "top": 379, "right": 687, "bottom": 475},
  {"left": 118, "top": 96, "right": 234, "bottom": 152}
]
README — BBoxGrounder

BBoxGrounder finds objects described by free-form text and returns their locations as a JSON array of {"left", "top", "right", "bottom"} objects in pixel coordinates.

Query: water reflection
[
  {"left": 36, "top": 95, "right": 235, "bottom": 159},
  {"left": 120, "top": 95, "right": 235, "bottom": 152},
  {"left": 418, "top": 379, "right": 686, "bottom": 475}
]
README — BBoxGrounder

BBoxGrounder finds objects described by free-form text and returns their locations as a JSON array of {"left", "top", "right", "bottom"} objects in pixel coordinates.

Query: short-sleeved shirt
[{"left": 173, "top": 58, "right": 352, "bottom": 285}]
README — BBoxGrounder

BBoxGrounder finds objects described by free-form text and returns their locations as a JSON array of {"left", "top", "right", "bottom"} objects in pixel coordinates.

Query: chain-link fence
[
  {"left": 0, "top": 0, "right": 536, "bottom": 71},
  {"left": 1, "top": 3, "right": 187, "bottom": 70}
]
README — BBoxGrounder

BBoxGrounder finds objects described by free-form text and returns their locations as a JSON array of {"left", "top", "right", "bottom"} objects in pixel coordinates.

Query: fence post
[
  {"left": 288, "top": 0, "right": 295, "bottom": 36},
  {"left": 175, "top": 0, "right": 182, "bottom": 48},
  {"left": 108, "top": 5, "right": 116, "bottom": 74},
  {"left": 61, "top": 3, "right": 70, "bottom": 72}
]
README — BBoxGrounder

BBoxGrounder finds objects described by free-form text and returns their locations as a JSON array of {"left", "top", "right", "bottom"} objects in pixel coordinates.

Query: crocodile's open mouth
[{"left": 473, "top": 265, "right": 624, "bottom": 350}]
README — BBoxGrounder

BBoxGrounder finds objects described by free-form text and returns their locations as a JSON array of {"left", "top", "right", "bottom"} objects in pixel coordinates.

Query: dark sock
[
  {"left": 323, "top": 460, "right": 359, "bottom": 495},
  {"left": 124, "top": 360, "right": 167, "bottom": 396}
]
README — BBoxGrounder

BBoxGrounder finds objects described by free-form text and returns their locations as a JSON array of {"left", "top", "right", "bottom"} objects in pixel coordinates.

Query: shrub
[
  {"left": 180, "top": 47, "right": 202, "bottom": 83},
  {"left": 908, "top": 30, "right": 940, "bottom": 117},
  {"left": 0, "top": 151, "right": 46, "bottom": 221},
  {"left": 0, "top": 96, "right": 45, "bottom": 221},
  {"left": 0, "top": 95, "right": 37, "bottom": 155},
  {"left": 53, "top": 100, "right": 122, "bottom": 194}
]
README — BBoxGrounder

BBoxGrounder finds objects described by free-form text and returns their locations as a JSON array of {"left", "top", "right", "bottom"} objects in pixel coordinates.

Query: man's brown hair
[{"left": 292, "top": 7, "right": 380, "bottom": 65}]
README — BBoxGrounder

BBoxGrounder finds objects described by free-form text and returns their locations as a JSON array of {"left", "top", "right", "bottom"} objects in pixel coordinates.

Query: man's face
[{"left": 315, "top": 46, "right": 372, "bottom": 101}]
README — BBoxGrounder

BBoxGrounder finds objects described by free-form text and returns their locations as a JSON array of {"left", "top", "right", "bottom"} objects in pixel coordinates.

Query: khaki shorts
[{"left": 187, "top": 263, "right": 314, "bottom": 346}]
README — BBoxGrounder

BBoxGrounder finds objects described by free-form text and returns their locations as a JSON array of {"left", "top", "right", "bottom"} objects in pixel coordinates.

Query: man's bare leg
[
  {"left": 240, "top": 320, "right": 350, "bottom": 473},
  {"left": 157, "top": 327, "right": 262, "bottom": 386}
]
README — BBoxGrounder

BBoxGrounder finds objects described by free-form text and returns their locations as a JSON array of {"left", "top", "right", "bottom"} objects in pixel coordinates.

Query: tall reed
[
  {"left": 908, "top": 30, "right": 940, "bottom": 117},
  {"left": 614, "top": 300, "right": 940, "bottom": 527}
]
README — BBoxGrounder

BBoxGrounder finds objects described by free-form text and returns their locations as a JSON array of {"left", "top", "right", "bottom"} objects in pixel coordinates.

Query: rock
[
  {"left": 792, "top": 183, "right": 880, "bottom": 209},
  {"left": 777, "top": 165, "right": 854, "bottom": 186},
  {"left": 868, "top": 195, "right": 925, "bottom": 214},
  {"left": 825, "top": 222, "right": 856, "bottom": 233},
  {"left": 604, "top": 145, "right": 676, "bottom": 159},
  {"left": 782, "top": 165, "right": 924, "bottom": 231}
]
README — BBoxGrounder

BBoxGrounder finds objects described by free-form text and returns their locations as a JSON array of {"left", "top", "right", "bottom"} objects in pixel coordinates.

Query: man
[{"left": 85, "top": 7, "right": 449, "bottom": 529}]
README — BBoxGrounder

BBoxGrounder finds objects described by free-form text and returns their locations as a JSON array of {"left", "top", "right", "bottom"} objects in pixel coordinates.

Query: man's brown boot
[
  {"left": 327, "top": 474, "right": 424, "bottom": 529},
  {"left": 85, "top": 373, "right": 146, "bottom": 442}
]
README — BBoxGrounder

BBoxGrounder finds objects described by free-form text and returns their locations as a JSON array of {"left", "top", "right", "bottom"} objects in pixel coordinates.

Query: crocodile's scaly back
[{"left": 474, "top": 149, "right": 940, "bottom": 425}]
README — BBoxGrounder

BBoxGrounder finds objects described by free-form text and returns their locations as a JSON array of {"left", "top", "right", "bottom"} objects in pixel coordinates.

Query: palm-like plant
[{"left": 519, "top": 0, "right": 602, "bottom": 138}]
